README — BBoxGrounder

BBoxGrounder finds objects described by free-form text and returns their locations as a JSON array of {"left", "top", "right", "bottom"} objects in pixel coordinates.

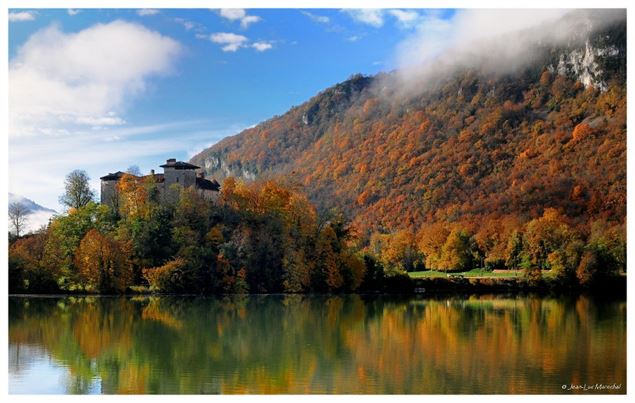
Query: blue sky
[{"left": 8, "top": 8, "right": 458, "bottom": 210}]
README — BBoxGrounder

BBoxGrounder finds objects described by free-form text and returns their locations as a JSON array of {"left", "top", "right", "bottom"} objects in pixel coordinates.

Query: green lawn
[{"left": 408, "top": 269, "right": 524, "bottom": 279}]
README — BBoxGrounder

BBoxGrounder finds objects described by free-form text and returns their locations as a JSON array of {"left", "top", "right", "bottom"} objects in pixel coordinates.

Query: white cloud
[
  {"left": 301, "top": 11, "right": 330, "bottom": 24},
  {"left": 346, "top": 35, "right": 362, "bottom": 42},
  {"left": 240, "top": 15, "right": 261, "bottom": 28},
  {"left": 342, "top": 9, "right": 423, "bottom": 30},
  {"left": 252, "top": 41, "right": 273, "bottom": 52},
  {"left": 174, "top": 17, "right": 205, "bottom": 33},
  {"left": 392, "top": 9, "right": 625, "bottom": 94},
  {"left": 342, "top": 9, "right": 384, "bottom": 27},
  {"left": 389, "top": 9, "right": 419, "bottom": 29},
  {"left": 9, "top": 11, "right": 35, "bottom": 22},
  {"left": 67, "top": 9, "right": 80, "bottom": 16},
  {"left": 219, "top": 8, "right": 246, "bottom": 21},
  {"left": 74, "top": 114, "right": 126, "bottom": 127},
  {"left": 9, "top": 20, "right": 182, "bottom": 137},
  {"left": 218, "top": 8, "right": 261, "bottom": 28},
  {"left": 184, "top": 21, "right": 195, "bottom": 30},
  {"left": 137, "top": 9, "right": 160, "bottom": 17},
  {"left": 209, "top": 32, "right": 249, "bottom": 52}
]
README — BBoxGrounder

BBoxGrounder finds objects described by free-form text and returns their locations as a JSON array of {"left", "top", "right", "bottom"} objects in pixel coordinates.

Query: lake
[{"left": 9, "top": 294, "right": 626, "bottom": 394}]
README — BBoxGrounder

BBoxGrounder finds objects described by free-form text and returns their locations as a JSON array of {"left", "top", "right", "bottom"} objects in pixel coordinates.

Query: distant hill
[
  {"left": 9, "top": 193, "right": 57, "bottom": 234},
  {"left": 191, "top": 10, "right": 626, "bottom": 236}
]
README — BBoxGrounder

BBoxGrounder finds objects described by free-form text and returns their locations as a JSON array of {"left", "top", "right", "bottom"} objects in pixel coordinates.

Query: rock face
[
  {"left": 190, "top": 10, "right": 625, "bottom": 232},
  {"left": 552, "top": 39, "right": 622, "bottom": 91}
]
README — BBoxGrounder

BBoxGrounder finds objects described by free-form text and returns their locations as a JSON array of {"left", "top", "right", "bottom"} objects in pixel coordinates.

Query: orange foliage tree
[{"left": 74, "top": 229, "right": 133, "bottom": 293}]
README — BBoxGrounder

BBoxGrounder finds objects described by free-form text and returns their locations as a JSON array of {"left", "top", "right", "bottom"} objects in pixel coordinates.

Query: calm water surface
[{"left": 9, "top": 294, "right": 626, "bottom": 394}]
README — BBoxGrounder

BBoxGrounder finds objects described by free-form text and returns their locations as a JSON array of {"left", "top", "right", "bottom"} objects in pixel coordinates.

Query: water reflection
[{"left": 9, "top": 294, "right": 626, "bottom": 394}]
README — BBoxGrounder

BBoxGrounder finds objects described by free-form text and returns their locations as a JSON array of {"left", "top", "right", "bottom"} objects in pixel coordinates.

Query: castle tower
[
  {"left": 160, "top": 158, "right": 200, "bottom": 187},
  {"left": 99, "top": 171, "right": 126, "bottom": 208}
]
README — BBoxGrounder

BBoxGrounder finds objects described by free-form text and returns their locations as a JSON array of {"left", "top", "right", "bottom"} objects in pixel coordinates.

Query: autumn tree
[
  {"left": 9, "top": 232, "right": 58, "bottom": 293},
  {"left": 371, "top": 230, "right": 423, "bottom": 272},
  {"left": 117, "top": 173, "right": 149, "bottom": 219},
  {"left": 524, "top": 208, "right": 577, "bottom": 273},
  {"left": 314, "top": 226, "right": 343, "bottom": 291},
  {"left": 438, "top": 229, "right": 474, "bottom": 272},
  {"left": 74, "top": 229, "right": 133, "bottom": 293},
  {"left": 417, "top": 222, "right": 450, "bottom": 270}
]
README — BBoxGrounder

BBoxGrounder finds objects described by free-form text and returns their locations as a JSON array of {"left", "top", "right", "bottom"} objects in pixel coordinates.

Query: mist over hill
[{"left": 9, "top": 193, "right": 57, "bottom": 234}]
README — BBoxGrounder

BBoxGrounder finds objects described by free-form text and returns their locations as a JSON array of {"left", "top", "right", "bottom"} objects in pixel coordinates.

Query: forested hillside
[{"left": 191, "top": 13, "right": 626, "bottom": 242}]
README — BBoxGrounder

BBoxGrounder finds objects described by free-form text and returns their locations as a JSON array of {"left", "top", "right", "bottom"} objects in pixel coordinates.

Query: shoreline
[{"left": 8, "top": 274, "right": 626, "bottom": 298}]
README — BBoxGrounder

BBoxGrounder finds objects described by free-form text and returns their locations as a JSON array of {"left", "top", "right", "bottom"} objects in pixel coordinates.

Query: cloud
[
  {"left": 346, "top": 35, "right": 362, "bottom": 42},
  {"left": 74, "top": 113, "right": 126, "bottom": 127},
  {"left": 240, "top": 15, "right": 261, "bottom": 28},
  {"left": 301, "top": 11, "right": 330, "bottom": 24},
  {"left": 389, "top": 9, "right": 419, "bottom": 29},
  {"left": 9, "top": 11, "right": 35, "bottom": 22},
  {"left": 137, "top": 9, "right": 160, "bottom": 17},
  {"left": 251, "top": 41, "right": 273, "bottom": 52},
  {"left": 219, "top": 8, "right": 246, "bottom": 21},
  {"left": 176, "top": 18, "right": 206, "bottom": 33},
  {"left": 341, "top": 9, "right": 424, "bottom": 30},
  {"left": 342, "top": 9, "right": 384, "bottom": 27},
  {"left": 9, "top": 20, "right": 182, "bottom": 137},
  {"left": 175, "top": 17, "right": 196, "bottom": 31},
  {"left": 67, "top": 9, "right": 80, "bottom": 16},
  {"left": 391, "top": 9, "right": 626, "bottom": 94},
  {"left": 218, "top": 8, "right": 261, "bottom": 28},
  {"left": 202, "top": 33, "right": 275, "bottom": 53},
  {"left": 209, "top": 32, "right": 248, "bottom": 52}
]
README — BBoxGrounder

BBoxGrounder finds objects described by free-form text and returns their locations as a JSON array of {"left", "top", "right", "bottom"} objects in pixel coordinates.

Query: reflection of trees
[{"left": 9, "top": 294, "right": 626, "bottom": 394}]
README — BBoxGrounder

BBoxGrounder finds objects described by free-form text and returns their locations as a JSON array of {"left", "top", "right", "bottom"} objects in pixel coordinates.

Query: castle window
[{"left": 176, "top": 177, "right": 179, "bottom": 183}]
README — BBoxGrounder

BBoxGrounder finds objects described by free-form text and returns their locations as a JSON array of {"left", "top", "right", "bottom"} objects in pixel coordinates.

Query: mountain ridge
[{"left": 191, "top": 11, "right": 626, "bottom": 235}]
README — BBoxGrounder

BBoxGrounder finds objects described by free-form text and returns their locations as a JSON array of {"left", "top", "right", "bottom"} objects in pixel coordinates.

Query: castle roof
[
  {"left": 196, "top": 177, "right": 221, "bottom": 191},
  {"left": 159, "top": 159, "right": 200, "bottom": 170},
  {"left": 100, "top": 171, "right": 126, "bottom": 181}
]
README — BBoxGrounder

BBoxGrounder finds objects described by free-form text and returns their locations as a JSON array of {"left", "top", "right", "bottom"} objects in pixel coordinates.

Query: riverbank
[
  {"left": 8, "top": 273, "right": 626, "bottom": 297},
  {"left": 410, "top": 274, "right": 626, "bottom": 296}
]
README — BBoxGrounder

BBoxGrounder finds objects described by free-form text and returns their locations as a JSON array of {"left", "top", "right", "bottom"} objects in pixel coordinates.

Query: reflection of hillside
[{"left": 9, "top": 295, "right": 626, "bottom": 394}]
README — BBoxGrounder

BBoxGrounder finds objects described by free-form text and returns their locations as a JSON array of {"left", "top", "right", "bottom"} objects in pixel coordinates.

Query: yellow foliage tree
[{"left": 75, "top": 229, "right": 133, "bottom": 293}]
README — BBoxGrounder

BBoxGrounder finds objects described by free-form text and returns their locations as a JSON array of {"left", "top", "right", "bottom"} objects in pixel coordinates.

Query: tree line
[
  {"left": 9, "top": 170, "right": 409, "bottom": 294},
  {"left": 9, "top": 168, "right": 624, "bottom": 294},
  {"left": 367, "top": 207, "right": 624, "bottom": 287}
]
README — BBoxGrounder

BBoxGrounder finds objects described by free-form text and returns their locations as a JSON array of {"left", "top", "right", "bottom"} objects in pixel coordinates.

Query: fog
[{"left": 388, "top": 9, "right": 625, "bottom": 96}]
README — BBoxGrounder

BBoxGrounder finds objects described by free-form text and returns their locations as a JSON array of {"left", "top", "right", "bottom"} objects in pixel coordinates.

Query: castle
[{"left": 100, "top": 158, "right": 220, "bottom": 207}]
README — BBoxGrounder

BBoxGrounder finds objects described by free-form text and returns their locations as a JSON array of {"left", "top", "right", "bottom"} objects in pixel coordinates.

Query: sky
[{"left": 8, "top": 8, "right": 456, "bottom": 211}]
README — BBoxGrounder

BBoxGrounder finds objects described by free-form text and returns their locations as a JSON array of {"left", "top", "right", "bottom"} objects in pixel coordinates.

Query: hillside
[{"left": 191, "top": 11, "right": 626, "bottom": 237}]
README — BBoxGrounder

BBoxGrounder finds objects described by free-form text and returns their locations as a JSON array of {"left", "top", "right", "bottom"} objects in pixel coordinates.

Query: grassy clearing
[{"left": 408, "top": 269, "right": 524, "bottom": 279}]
